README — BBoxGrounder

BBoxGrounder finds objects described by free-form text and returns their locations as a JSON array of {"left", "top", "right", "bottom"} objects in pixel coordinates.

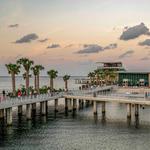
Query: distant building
[
  {"left": 75, "top": 61, "right": 150, "bottom": 87},
  {"left": 96, "top": 62, "right": 125, "bottom": 72},
  {"left": 96, "top": 62, "right": 150, "bottom": 87},
  {"left": 118, "top": 72, "right": 150, "bottom": 87}
]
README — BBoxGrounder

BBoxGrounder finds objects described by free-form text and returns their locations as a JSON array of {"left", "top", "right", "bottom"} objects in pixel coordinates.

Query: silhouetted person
[
  {"left": 17, "top": 89, "right": 22, "bottom": 99},
  {"left": 2, "top": 90, "right": 6, "bottom": 100}
]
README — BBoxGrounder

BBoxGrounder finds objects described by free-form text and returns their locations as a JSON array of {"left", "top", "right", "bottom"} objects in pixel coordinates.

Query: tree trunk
[
  {"left": 90, "top": 77, "right": 92, "bottom": 85},
  {"left": 11, "top": 73, "right": 16, "bottom": 96},
  {"left": 91, "top": 77, "right": 94, "bottom": 85},
  {"left": 34, "top": 75, "right": 37, "bottom": 90},
  {"left": 96, "top": 75, "right": 99, "bottom": 85},
  {"left": 50, "top": 78, "right": 53, "bottom": 91},
  {"left": 37, "top": 74, "right": 40, "bottom": 93},
  {"left": 65, "top": 80, "right": 68, "bottom": 91},
  {"left": 26, "top": 71, "right": 30, "bottom": 95}
]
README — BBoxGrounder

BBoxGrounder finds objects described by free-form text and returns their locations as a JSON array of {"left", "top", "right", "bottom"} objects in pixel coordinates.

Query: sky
[{"left": 1, "top": 0, "right": 150, "bottom": 76}]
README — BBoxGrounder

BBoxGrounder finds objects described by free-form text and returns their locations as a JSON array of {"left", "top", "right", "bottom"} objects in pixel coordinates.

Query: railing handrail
[{"left": 0, "top": 85, "right": 125, "bottom": 109}]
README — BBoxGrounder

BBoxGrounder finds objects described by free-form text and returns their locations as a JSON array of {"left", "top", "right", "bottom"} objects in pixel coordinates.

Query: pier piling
[
  {"left": 0, "top": 109, "right": 4, "bottom": 119},
  {"left": 102, "top": 102, "right": 106, "bottom": 115},
  {"left": 81, "top": 100, "right": 84, "bottom": 109},
  {"left": 73, "top": 99, "right": 77, "bottom": 111},
  {"left": 18, "top": 105, "right": 23, "bottom": 116},
  {"left": 41, "top": 102, "right": 46, "bottom": 115},
  {"left": 32, "top": 103, "right": 36, "bottom": 112},
  {"left": 45, "top": 101, "right": 48, "bottom": 113},
  {"left": 85, "top": 100, "right": 90, "bottom": 107},
  {"left": 68, "top": 99, "right": 72, "bottom": 111},
  {"left": 93, "top": 101, "right": 97, "bottom": 115},
  {"left": 127, "top": 104, "right": 131, "bottom": 118},
  {"left": 55, "top": 99, "right": 58, "bottom": 112},
  {"left": 78, "top": 99, "right": 82, "bottom": 109},
  {"left": 26, "top": 104, "right": 32, "bottom": 120},
  {"left": 65, "top": 98, "right": 68, "bottom": 112},
  {"left": 6, "top": 107, "right": 12, "bottom": 126},
  {"left": 135, "top": 104, "right": 139, "bottom": 116}
]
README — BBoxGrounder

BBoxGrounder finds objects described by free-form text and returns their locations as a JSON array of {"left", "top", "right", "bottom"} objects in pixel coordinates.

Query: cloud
[
  {"left": 139, "top": 39, "right": 150, "bottom": 46},
  {"left": 8, "top": 24, "right": 19, "bottom": 28},
  {"left": 124, "top": 26, "right": 129, "bottom": 30},
  {"left": 47, "top": 44, "right": 60, "bottom": 49},
  {"left": 103, "top": 43, "right": 117, "bottom": 50},
  {"left": 76, "top": 43, "right": 117, "bottom": 54},
  {"left": 79, "top": 54, "right": 88, "bottom": 57},
  {"left": 118, "top": 50, "right": 134, "bottom": 59},
  {"left": 15, "top": 33, "right": 38, "bottom": 43},
  {"left": 120, "top": 23, "right": 150, "bottom": 40},
  {"left": 64, "top": 44, "right": 74, "bottom": 48},
  {"left": 78, "top": 60, "right": 93, "bottom": 65},
  {"left": 76, "top": 44, "right": 103, "bottom": 54},
  {"left": 38, "top": 38, "right": 48, "bottom": 43},
  {"left": 140, "top": 57, "right": 150, "bottom": 61}
]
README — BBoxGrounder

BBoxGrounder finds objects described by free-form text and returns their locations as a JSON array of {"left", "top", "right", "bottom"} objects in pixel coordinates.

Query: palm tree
[
  {"left": 104, "top": 70, "right": 110, "bottom": 85},
  {"left": 98, "top": 69, "right": 105, "bottom": 85},
  {"left": 88, "top": 72, "right": 95, "bottom": 85},
  {"left": 47, "top": 69, "right": 58, "bottom": 91},
  {"left": 31, "top": 67, "right": 38, "bottom": 90},
  {"left": 108, "top": 70, "right": 117, "bottom": 85},
  {"left": 5, "top": 63, "right": 20, "bottom": 96},
  {"left": 94, "top": 69, "right": 104, "bottom": 85},
  {"left": 22, "top": 72, "right": 32, "bottom": 80},
  {"left": 32, "top": 65, "right": 44, "bottom": 93},
  {"left": 17, "top": 58, "right": 34, "bottom": 94},
  {"left": 63, "top": 75, "right": 70, "bottom": 91},
  {"left": 94, "top": 69, "right": 101, "bottom": 85}
]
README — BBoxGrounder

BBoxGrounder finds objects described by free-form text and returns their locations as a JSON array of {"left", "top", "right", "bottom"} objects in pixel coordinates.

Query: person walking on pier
[
  {"left": 145, "top": 92, "right": 148, "bottom": 99},
  {"left": 2, "top": 90, "right": 6, "bottom": 100},
  {"left": 34, "top": 89, "right": 37, "bottom": 98},
  {"left": 17, "top": 89, "right": 22, "bottom": 99}
]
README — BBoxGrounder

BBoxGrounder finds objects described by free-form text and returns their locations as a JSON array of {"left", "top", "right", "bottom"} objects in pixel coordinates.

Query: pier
[{"left": 0, "top": 85, "right": 149, "bottom": 126}]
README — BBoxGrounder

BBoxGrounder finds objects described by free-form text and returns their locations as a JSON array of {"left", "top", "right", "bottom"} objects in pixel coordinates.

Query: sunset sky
[{"left": 1, "top": 0, "right": 150, "bottom": 76}]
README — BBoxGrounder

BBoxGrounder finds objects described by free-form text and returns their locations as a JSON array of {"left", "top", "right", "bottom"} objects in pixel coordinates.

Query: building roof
[
  {"left": 119, "top": 71, "right": 150, "bottom": 74},
  {"left": 96, "top": 61, "right": 122, "bottom": 64}
]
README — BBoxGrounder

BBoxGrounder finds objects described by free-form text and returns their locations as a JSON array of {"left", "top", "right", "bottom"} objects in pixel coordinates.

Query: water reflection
[
  {"left": 127, "top": 117, "right": 131, "bottom": 127},
  {"left": 6, "top": 126, "right": 13, "bottom": 135},
  {"left": 0, "top": 118, "right": 5, "bottom": 127},
  {"left": 135, "top": 116, "right": 140, "bottom": 128},
  {"left": 1, "top": 102, "right": 150, "bottom": 150},
  {"left": 65, "top": 110, "right": 68, "bottom": 116},
  {"left": 72, "top": 110, "right": 77, "bottom": 118},
  {"left": 32, "top": 109, "right": 36, "bottom": 116},
  {"left": 41, "top": 116, "right": 47, "bottom": 123},
  {"left": 94, "top": 114, "right": 98, "bottom": 124},
  {"left": 101, "top": 113, "right": 106, "bottom": 125},
  {"left": 27, "top": 120, "right": 32, "bottom": 129}
]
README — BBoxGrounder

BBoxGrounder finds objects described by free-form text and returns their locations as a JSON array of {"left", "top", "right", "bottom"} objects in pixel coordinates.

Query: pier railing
[
  {"left": 0, "top": 86, "right": 112, "bottom": 109},
  {"left": 0, "top": 92, "right": 64, "bottom": 109},
  {"left": 1, "top": 86, "right": 150, "bottom": 127}
]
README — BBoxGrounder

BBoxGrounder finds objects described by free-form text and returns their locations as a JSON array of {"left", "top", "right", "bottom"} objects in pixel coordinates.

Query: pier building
[
  {"left": 118, "top": 72, "right": 150, "bottom": 87},
  {"left": 96, "top": 61, "right": 125, "bottom": 72}
]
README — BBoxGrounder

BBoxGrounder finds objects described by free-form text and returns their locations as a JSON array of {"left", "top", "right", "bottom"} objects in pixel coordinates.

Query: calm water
[
  {"left": 1, "top": 77, "right": 150, "bottom": 149},
  {"left": 0, "top": 76, "right": 80, "bottom": 92},
  {"left": 1, "top": 102, "right": 150, "bottom": 150}
]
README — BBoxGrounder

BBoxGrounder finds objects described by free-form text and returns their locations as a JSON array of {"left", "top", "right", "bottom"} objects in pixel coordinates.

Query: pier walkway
[
  {"left": 0, "top": 85, "right": 149, "bottom": 126},
  {"left": 0, "top": 86, "right": 112, "bottom": 110}
]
